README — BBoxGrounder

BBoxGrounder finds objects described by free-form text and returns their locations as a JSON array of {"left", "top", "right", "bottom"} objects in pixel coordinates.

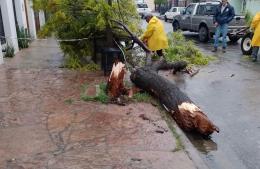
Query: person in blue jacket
[{"left": 212, "top": 0, "right": 235, "bottom": 53}]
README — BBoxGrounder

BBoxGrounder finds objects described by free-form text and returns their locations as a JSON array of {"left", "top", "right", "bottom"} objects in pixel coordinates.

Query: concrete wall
[
  {"left": 245, "top": 0, "right": 260, "bottom": 15},
  {"left": 230, "top": 0, "right": 260, "bottom": 15},
  {"left": 0, "top": 0, "right": 19, "bottom": 53},
  {"left": 0, "top": 42, "right": 3, "bottom": 64},
  {"left": 25, "top": 0, "right": 37, "bottom": 39},
  {"left": 14, "top": 0, "right": 28, "bottom": 29},
  {"left": 39, "top": 11, "right": 45, "bottom": 28},
  {"left": 229, "top": 0, "right": 243, "bottom": 15},
  {"left": 144, "top": 0, "right": 155, "bottom": 11}
]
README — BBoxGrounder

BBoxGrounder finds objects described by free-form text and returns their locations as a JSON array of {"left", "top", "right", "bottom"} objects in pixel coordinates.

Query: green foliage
[
  {"left": 245, "top": 11, "right": 253, "bottom": 26},
  {"left": 4, "top": 43, "right": 15, "bottom": 58},
  {"left": 154, "top": 0, "right": 167, "bottom": 5},
  {"left": 81, "top": 83, "right": 109, "bottom": 104},
  {"left": 81, "top": 63, "right": 100, "bottom": 71},
  {"left": 34, "top": 0, "right": 141, "bottom": 69},
  {"left": 132, "top": 92, "right": 152, "bottom": 103},
  {"left": 165, "top": 32, "right": 213, "bottom": 65},
  {"left": 16, "top": 27, "right": 30, "bottom": 49},
  {"left": 64, "top": 54, "right": 100, "bottom": 71}
]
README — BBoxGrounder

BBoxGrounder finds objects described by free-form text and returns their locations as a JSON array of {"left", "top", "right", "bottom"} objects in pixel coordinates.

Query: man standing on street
[
  {"left": 141, "top": 14, "right": 168, "bottom": 57},
  {"left": 251, "top": 12, "right": 260, "bottom": 62},
  {"left": 212, "top": 0, "right": 235, "bottom": 53}
]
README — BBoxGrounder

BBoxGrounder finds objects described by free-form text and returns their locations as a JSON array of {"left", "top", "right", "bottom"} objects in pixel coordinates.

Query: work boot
[
  {"left": 222, "top": 47, "right": 226, "bottom": 53},
  {"left": 212, "top": 47, "right": 217, "bottom": 52}
]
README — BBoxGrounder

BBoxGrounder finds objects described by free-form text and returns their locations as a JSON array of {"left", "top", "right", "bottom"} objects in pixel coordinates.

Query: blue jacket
[{"left": 214, "top": 3, "right": 235, "bottom": 25}]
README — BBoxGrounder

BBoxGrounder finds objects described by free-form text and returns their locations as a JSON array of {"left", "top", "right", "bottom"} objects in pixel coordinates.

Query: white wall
[
  {"left": 145, "top": 0, "right": 155, "bottom": 11},
  {"left": 39, "top": 10, "right": 45, "bottom": 28},
  {"left": 0, "top": 42, "right": 3, "bottom": 64},
  {"left": 14, "top": 0, "right": 28, "bottom": 29},
  {"left": 25, "top": 0, "right": 37, "bottom": 39},
  {"left": 0, "top": 0, "right": 19, "bottom": 53}
]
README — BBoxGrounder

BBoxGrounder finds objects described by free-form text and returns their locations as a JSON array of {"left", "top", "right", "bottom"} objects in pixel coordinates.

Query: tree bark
[{"left": 130, "top": 60, "right": 219, "bottom": 136}]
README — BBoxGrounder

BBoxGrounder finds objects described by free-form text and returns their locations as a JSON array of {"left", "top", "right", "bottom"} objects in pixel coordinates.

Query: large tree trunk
[{"left": 130, "top": 60, "right": 219, "bottom": 136}]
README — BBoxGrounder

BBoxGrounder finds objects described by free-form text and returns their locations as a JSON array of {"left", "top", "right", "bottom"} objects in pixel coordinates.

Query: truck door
[
  {"left": 181, "top": 4, "right": 195, "bottom": 30},
  {"left": 192, "top": 5, "right": 205, "bottom": 31}
]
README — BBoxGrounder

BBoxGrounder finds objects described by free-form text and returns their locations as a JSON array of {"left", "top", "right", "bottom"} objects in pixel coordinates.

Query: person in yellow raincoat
[
  {"left": 251, "top": 12, "right": 260, "bottom": 62},
  {"left": 140, "top": 14, "right": 168, "bottom": 57}
]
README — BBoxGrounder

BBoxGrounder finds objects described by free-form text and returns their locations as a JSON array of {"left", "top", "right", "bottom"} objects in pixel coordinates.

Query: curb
[
  {"left": 174, "top": 124, "right": 210, "bottom": 169},
  {"left": 162, "top": 111, "right": 209, "bottom": 169}
]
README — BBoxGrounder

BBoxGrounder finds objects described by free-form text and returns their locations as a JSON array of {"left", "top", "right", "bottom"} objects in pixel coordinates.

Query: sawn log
[{"left": 130, "top": 60, "right": 219, "bottom": 136}]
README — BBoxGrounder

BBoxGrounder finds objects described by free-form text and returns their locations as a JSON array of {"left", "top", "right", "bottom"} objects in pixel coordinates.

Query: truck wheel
[
  {"left": 241, "top": 32, "right": 253, "bottom": 55},
  {"left": 172, "top": 21, "right": 180, "bottom": 32},
  {"left": 164, "top": 15, "right": 168, "bottom": 22},
  {"left": 199, "top": 26, "right": 209, "bottom": 42},
  {"left": 228, "top": 35, "right": 240, "bottom": 43}
]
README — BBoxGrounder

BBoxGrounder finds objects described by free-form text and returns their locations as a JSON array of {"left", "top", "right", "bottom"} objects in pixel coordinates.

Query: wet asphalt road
[{"left": 142, "top": 19, "right": 260, "bottom": 169}]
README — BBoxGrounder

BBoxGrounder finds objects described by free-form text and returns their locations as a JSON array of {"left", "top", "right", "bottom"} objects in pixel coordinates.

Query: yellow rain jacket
[
  {"left": 141, "top": 16, "right": 168, "bottom": 51},
  {"left": 251, "top": 12, "right": 260, "bottom": 47}
]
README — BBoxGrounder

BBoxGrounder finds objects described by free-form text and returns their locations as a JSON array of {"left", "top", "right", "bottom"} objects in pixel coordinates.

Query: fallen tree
[
  {"left": 131, "top": 60, "right": 219, "bottom": 136},
  {"left": 107, "top": 59, "right": 219, "bottom": 136},
  {"left": 106, "top": 20, "right": 219, "bottom": 136}
]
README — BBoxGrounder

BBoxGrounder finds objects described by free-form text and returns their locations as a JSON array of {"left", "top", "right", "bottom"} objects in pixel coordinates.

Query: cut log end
[
  {"left": 107, "top": 62, "right": 126, "bottom": 98},
  {"left": 177, "top": 102, "right": 219, "bottom": 136}
]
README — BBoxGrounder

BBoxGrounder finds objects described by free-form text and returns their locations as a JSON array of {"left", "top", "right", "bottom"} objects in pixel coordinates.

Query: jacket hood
[{"left": 149, "top": 16, "right": 159, "bottom": 24}]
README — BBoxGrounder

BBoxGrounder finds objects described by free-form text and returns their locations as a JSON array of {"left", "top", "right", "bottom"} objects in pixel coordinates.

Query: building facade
[
  {"left": 169, "top": 0, "right": 260, "bottom": 15},
  {"left": 229, "top": 0, "right": 260, "bottom": 15},
  {"left": 0, "top": 0, "right": 45, "bottom": 64}
]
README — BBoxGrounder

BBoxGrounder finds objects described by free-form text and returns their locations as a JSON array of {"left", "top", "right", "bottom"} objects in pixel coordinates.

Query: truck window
[
  {"left": 172, "top": 8, "right": 177, "bottom": 12},
  {"left": 185, "top": 4, "right": 195, "bottom": 15},
  {"left": 204, "top": 4, "right": 217, "bottom": 15},
  {"left": 197, "top": 5, "right": 206, "bottom": 15}
]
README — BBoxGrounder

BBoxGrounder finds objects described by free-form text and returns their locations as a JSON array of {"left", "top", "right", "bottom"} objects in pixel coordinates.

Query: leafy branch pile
[
  {"left": 32, "top": 0, "right": 141, "bottom": 69},
  {"left": 245, "top": 10, "right": 253, "bottom": 26},
  {"left": 165, "top": 32, "right": 213, "bottom": 65}
]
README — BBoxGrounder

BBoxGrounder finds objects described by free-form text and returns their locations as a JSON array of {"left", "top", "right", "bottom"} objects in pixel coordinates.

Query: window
[
  {"left": 172, "top": 8, "right": 177, "bottom": 12},
  {"left": 185, "top": 4, "right": 195, "bottom": 15},
  {"left": 197, "top": 4, "right": 217, "bottom": 16},
  {"left": 137, "top": 3, "right": 148, "bottom": 8},
  {"left": 204, "top": 5, "right": 217, "bottom": 15},
  {"left": 179, "top": 7, "right": 185, "bottom": 12},
  {"left": 197, "top": 5, "right": 206, "bottom": 15}
]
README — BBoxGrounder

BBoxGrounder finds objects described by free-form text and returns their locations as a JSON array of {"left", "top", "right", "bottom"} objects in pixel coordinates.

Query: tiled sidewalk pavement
[{"left": 0, "top": 39, "right": 198, "bottom": 169}]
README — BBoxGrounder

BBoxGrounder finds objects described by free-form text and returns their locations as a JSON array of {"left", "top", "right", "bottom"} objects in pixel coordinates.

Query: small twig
[{"left": 190, "top": 69, "right": 200, "bottom": 77}]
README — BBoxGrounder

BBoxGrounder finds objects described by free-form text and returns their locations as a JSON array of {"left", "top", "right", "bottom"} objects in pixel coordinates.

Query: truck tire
[
  {"left": 228, "top": 35, "right": 240, "bottom": 43},
  {"left": 199, "top": 26, "right": 209, "bottom": 42},
  {"left": 241, "top": 32, "right": 253, "bottom": 55},
  {"left": 164, "top": 15, "right": 168, "bottom": 22},
  {"left": 172, "top": 21, "right": 180, "bottom": 32}
]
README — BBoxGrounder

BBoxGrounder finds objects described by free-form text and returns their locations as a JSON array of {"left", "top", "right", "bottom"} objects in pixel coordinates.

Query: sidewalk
[{"left": 0, "top": 39, "right": 201, "bottom": 169}]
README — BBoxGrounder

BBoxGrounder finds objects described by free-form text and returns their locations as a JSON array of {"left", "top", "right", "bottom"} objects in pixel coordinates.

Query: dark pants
[
  {"left": 155, "top": 49, "right": 163, "bottom": 56},
  {"left": 214, "top": 24, "right": 228, "bottom": 49},
  {"left": 252, "top": 46, "right": 259, "bottom": 59}
]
